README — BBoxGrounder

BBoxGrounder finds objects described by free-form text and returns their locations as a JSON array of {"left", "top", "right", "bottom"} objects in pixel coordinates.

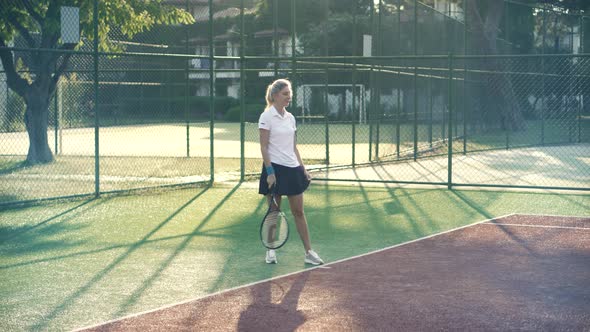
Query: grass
[
  {"left": 229, "top": 118, "right": 589, "bottom": 146},
  {"left": 0, "top": 156, "right": 214, "bottom": 203},
  {"left": 1, "top": 119, "right": 588, "bottom": 204},
  {"left": 0, "top": 183, "right": 588, "bottom": 331}
]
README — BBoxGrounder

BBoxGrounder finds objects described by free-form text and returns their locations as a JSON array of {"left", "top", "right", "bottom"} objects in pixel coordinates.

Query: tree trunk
[
  {"left": 467, "top": 0, "right": 526, "bottom": 132},
  {"left": 24, "top": 90, "right": 53, "bottom": 164}
]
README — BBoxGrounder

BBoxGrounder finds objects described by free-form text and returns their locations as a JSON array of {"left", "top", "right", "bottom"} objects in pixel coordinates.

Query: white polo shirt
[{"left": 258, "top": 105, "right": 300, "bottom": 167}]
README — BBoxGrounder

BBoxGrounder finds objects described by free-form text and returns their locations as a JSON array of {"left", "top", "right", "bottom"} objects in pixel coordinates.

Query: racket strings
[{"left": 261, "top": 211, "right": 288, "bottom": 248}]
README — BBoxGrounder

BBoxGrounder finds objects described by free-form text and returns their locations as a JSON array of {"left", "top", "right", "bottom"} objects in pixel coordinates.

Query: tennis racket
[{"left": 259, "top": 185, "right": 289, "bottom": 249}]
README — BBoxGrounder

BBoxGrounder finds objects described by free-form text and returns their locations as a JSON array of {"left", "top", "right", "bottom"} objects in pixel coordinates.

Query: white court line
[
  {"left": 483, "top": 223, "right": 590, "bottom": 231},
  {"left": 512, "top": 212, "right": 590, "bottom": 219},
  {"left": 73, "top": 213, "right": 516, "bottom": 331}
]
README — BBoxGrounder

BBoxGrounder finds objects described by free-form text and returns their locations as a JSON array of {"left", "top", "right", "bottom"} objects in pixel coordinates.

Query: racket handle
[{"left": 270, "top": 182, "right": 279, "bottom": 195}]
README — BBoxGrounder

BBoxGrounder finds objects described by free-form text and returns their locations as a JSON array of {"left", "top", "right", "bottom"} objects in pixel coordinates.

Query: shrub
[
  {"left": 224, "top": 104, "right": 266, "bottom": 122},
  {"left": 4, "top": 91, "right": 25, "bottom": 132},
  {"left": 189, "top": 96, "right": 239, "bottom": 120}
]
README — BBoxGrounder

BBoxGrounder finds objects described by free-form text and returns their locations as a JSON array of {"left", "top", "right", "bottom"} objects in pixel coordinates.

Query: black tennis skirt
[{"left": 259, "top": 163, "right": 310, "bottom": 196}]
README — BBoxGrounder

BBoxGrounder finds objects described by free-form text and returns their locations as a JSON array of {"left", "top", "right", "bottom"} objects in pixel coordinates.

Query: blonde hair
[{"left": 265, "top": 78, "right": 291, "bottom": 109}]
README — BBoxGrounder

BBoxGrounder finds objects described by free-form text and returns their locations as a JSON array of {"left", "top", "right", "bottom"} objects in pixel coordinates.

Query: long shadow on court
[
  {"left": 0, "top": 199, "right": 94, "bottom": 236},
  {"left": 29, "top": 187, "right": 210, "bottom": 331},
  {"left": 81, "top": 214, "right": 590, "bottom": 331},
  {"left": 236, "top": 271, "right": 310, "bottom": 331},
  {"left": 202, "top": 188, "right": 267, "bottom": 295},
  {"left": 83, "top": 269, "right": 311, "bottom": 331},
  {"left": 352, "top": 168, "right": 396, "bottom": 242},
  {"left": 0, "top": 199, "right": 98, "bottom": 259},
  {"left": 112, "top": 184, "right": 243, "bottom": 317},
  {"left": 374, "top": 164, "right": 440, "bottom": 235},
  {"left": 449, "top": 190, "right": 539, "bottom": 255}
]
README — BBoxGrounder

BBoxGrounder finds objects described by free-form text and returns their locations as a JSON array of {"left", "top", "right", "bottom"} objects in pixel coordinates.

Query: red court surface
[{"left": 79, "top": 214, "right": 590, "bottom": 331}]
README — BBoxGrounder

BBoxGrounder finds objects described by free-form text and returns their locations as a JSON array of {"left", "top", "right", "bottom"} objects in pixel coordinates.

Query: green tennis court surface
[
  {"left": 77, "top": 214, "right": 590, "bottom": 331},
  {"left": 0, "top": 184, "right": 588, "bottom": 331}
]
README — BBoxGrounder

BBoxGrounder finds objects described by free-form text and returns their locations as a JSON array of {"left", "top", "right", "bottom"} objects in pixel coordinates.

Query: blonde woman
[{"left": 258, "top": 78, "right": 324, "bottom": 265}]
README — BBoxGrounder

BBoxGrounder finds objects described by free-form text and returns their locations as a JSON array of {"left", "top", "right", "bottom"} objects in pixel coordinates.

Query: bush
[
  {"left": 189, "top": 96, "right": 239, "bottom": 120},
  {"left": 224, "top": 104, "right": 266, "bottom": 122},
  {"left": 111, "top": 94, "right": 239, "bottom": 122},
  {"left": 4, "top": 91, "right": 25, "bottom": 132}
]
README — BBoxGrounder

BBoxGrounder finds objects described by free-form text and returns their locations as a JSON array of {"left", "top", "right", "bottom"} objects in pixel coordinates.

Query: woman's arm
[
  {"left": 260, "top": 128, "right": 271, "bottom": 167},
  {"left": 260, "top": 128, "right": 276, "bottom": 187}
]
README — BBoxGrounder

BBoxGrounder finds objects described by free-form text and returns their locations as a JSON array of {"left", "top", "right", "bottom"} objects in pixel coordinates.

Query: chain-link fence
[
  {"left": 311, "top": 53, "right": 589, "bottom": 190},
  {"left": 1, "top": 0, "right": 589, "bottom": 205}
]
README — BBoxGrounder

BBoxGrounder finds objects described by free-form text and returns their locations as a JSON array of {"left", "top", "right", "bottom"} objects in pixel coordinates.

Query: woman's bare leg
[{"left": 287, "top": 193, "right": 312, "bottom": 252}]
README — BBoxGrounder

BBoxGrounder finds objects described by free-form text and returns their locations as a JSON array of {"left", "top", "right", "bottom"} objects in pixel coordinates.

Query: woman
[{"left": 258, "top": 78, "right": 324, "bottom": 265}]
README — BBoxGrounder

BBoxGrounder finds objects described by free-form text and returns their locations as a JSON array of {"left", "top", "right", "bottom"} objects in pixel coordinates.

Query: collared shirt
[{"left": 258, "top": 105, "right": 300, "bottom": 167}]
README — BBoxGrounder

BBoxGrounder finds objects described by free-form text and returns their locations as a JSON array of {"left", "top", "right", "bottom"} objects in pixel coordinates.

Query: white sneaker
[
  {"left": 304, "top": 249, "right": 324, "bottom": 265},
  {"left": 265, "top": 249, "right": 277, "bottom": 264}
]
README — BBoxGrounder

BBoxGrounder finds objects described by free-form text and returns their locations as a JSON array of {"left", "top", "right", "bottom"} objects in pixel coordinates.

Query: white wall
[{"left": 227, "top": 82, "right": 239, "bottom": 99}]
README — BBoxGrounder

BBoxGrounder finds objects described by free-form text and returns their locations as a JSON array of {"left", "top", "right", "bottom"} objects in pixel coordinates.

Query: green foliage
[
  {"left": 192, "top": 96, "right": 239, "bottom": 119},
  {"left": 224, "top": 103, "right": 265, "bottom": 122},
  {"left": 126, "top": 96, "right": 242, "bottom": 121},
  {"left": 0, "top": 2, "right": 41, "bottom": 41},
  {"left": 300, "top": 13, "right": 368, "bottom": 56},
  {"left": 59, "top": 75, "right": 93, "bottom": 128},
  {"left": 0, "top": 0, "right": 197, "bottom": 163},
  {"left": 102, "top": 95, "right": 239, "bottom": 122},
  {"left": 539, "top": 0, "right": 590, "bottom": 12},
  {"left": 4, "top": 91, "right": 25, "bottom": 132},
  {"left": 0, "top": 1, "right": 195, "bottom": 58},
  {"left": 0, "top": 1, "right": 195, "bottom": 103},
  {"left": 253, "top": 0, "right": 373, "bottom": 28},
  {"left": 252, "top": 0, "right": 373, "bottom": 55},
  {"left": 503, "top": 2, "right": 535, "bottom": 54}
]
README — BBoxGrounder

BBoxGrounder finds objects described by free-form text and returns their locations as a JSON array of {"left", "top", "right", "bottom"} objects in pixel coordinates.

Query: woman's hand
[
  {"left": 267, "top": 173, "right": 276, "bottom": 189},
  {"left": 304, "top": 168, "right": 312, "bottom": 182}
]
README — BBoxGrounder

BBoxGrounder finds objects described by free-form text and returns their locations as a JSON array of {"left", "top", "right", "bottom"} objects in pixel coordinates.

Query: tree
[
  {"left": 463, "top": 0, "right": 589, "bottom": 130},
  {"left": 531, "top": 0, "right": 590, "bottom": 117},
  {"left": 0, "top": 0, "right": 194, "bottom": 165},
  {"left": 252, "top": 0, "right": 374, "bottom": 55},
  {"left": 464, "top": 0, "right": 529, "bottom": 130},
  {"left": 541, "top": 0, "right": 589, "bottom": 12}
]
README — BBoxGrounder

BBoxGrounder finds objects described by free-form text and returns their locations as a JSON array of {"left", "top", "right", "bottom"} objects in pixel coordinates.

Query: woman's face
[{"left": 273, "top": 85, "right": 292, "bottom": 108}]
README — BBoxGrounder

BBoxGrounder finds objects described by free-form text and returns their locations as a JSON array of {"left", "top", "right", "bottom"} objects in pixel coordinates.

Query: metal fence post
[
  {"left": 324, "top": 68, "right": 330, "bottom": 166},
  {"left": 209, "top": 0, "right": 215, "bottom": 183},
  {"left": 579, "top": 15, "right": 584, "bottom": 143},
  {"left": 93, "top": 0, "right": 100, "bottom": 197},
  {"left": 541, "top": 7, "right": 547, "bottom": 146},
  {"left": 428, "top": 65, "right": 433, "bottom": 147},
  {"left": 273, "top": 0, "right": 278, "bottom": 77},
  {"left": 54, "top": 73, "right": 59, "bottom": 155},
  {"left": 369, "top": 66, "right": 374, "bottom": 161},
  {"left": 291, "top": 0, "right": 297, "bottom": 125},
  {"left": 375, "top": 0, "right": 383, "bottom": 160},
  {"left": 463, "top": 0, "right": 467, "bottom": 154},
  {"left": 240, "top": 0, "right": 245, "bottom": 181},
  {"left": 324, "top": 0, "right": 330, "bottom": 166},
  {"left": 448, "top": 53, "right": 454, "bottom": 190},
  {"left": 185, "top": 0, "right": 191, "bottom": 158},
  {"left": 352, "top": 1, "right": 357, "bottom": 166},
  {"left": 413, "top": 0, "right": 418, "bottom": 161},
  {"left": 57, "top": 80, "right": 63, "bottom": 154},
  {"left": 396, "top": 0, "right": 402, "bottom": 158},
  {"left": 368, "top": 1, "right": 374, "bottom": 162}
]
